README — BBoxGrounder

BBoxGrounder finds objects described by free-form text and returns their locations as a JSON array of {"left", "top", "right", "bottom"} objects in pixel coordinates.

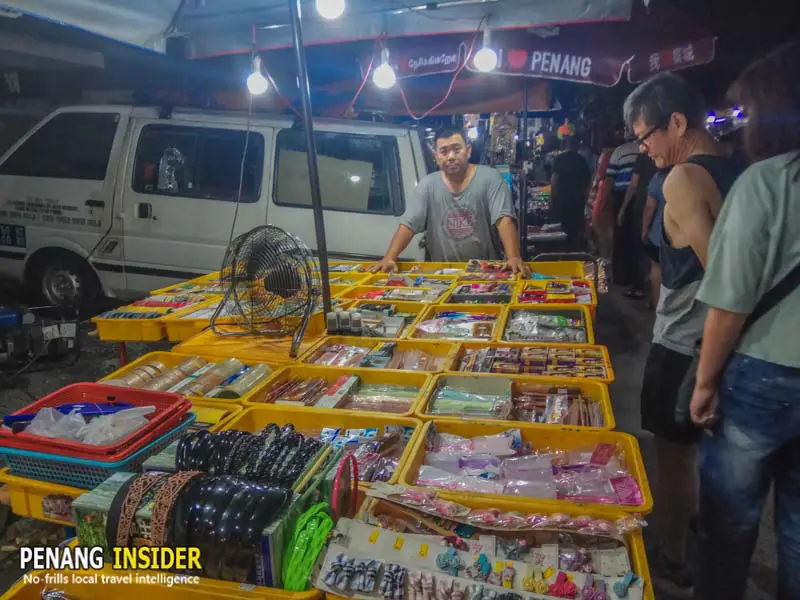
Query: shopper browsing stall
[{"left": 369, "top": 129, "right": 529, "bottom": 276}]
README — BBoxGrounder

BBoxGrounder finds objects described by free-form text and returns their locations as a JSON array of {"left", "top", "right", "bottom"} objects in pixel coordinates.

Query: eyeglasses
[{"left": 634, "top": 124, "right": 663, "bottom": 147}]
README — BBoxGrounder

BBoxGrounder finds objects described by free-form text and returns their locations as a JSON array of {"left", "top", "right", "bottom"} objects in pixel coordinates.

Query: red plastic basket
[{"left": 0, "top": 383, "right": 190, "bottom": 459}]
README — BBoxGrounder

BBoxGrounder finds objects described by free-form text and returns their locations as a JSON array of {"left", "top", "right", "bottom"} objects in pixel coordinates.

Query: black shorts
[
  {"left": 643, "top": 241, "right": 660, "bottom": 264},
  {"left": 641, "top": 343, "right": 701, "bottom": 444}
]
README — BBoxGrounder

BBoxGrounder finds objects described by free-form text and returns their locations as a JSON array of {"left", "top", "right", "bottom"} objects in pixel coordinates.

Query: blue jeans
[{"left": 697, "top": 353, "right": 800, "bottom": 599}]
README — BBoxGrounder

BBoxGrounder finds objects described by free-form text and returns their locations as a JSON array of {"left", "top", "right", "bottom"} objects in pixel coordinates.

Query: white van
[{"left": 0, "top": 105, "right": 429, "bottom": 311}]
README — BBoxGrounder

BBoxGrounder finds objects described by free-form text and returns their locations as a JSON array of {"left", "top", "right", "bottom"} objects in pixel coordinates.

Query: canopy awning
[
  {"left": 0, "top": 0, "right": 634, "bottom": 57},
  {"left": 359, "top": 1, "right": 715, "bottom": 87}
]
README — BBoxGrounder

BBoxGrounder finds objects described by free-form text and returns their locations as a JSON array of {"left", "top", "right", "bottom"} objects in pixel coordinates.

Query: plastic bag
[
  {"left": 25, "top": 408, "right": 85, "bottom": 441},
  {"left": 76, "top": 406, "right": 155, "bottom": 445}
]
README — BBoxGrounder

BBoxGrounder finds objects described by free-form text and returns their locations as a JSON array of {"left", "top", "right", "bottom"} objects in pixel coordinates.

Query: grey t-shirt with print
[{"left": 403, "top": 165, "right": 516, "bottom": 262}]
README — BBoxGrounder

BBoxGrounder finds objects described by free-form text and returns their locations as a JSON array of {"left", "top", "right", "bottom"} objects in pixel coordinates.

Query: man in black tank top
[{"left": 623, "top": 72, "right": 747, "bottom": 598}]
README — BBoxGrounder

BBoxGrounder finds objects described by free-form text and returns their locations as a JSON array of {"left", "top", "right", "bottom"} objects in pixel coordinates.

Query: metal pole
[
  {"left": 519, "top": 78, "right": 529, "bottom": 260},
  {"left": 288, "top": 0, "right": 332, "bottom": 314}
]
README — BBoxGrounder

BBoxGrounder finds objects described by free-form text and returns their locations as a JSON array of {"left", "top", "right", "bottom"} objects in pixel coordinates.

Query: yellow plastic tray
[
  {"left": 327, "top": 273, "right": 373, "bottom": 286},
  {"left": 347, "top": 300, "right": 430, "bottom": 338},
  {"left": 0, "top": 569, "right": 322, "bottom": 600},
  {"left": 0, "top": 468, "right": 83, "bottom": 526},
  {"left": 526, "top": 260, "right": 588, "bottom": 279},
  {"left": 92, "top": 297, "right": 218, "bottom": 343},
  {"left": 410, "top": 304, "right": 507, "bottom": 341},
  {"left": 359, "top": 495, "right": 653, "bottom": 600},
  {"left": 221, "top": 406, "right": 423, "bottom": 485},
  {"left": 445, "top": 341, "right": 615, "bottom": 383},
  {"left": 363, "top": 273, "right": 459, "bottom": 287},
  {"left": 337, "top": 286, "right": 447, "bottom": 304},
  {"left": 299, "top": 336, "right": 458, "bottom": 372},
  {"left": 99, "top": 351, "right": 275, "bottom": 405},
  {"left": 443, "top": 281, "right": 521, "bottom": 304},
  {"left": 150, "top": 272, "right": 224, "bottom": 296},
  {"left": 498, "top": 304, "right": 596, "bottom": 345},
  {"left": 399, "top": 420, "right": 652, "bottom": 514},
  {"left": 417, "top": 373, "right": 615, "bottom": 431},
  {"left": 173, "top": 310, "right": 330, "bottom": 364},
  {"left": 515, "top": 279, "right": 598, "bottom": 317},
  {"left": 242, "top": 364, "right": 433, "bottom": 417},
  {"left": 392, "top": 261, "right": 467, "bottom": 274},
  {"left": 187, "top": 399, "right": 244, "bottom": 432}
]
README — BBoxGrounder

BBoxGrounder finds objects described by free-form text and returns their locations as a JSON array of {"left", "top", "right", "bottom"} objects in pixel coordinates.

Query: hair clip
[
  {"left": 467, "top": 584, "right": 484, "bottom": 600},
  {"left": 324, "top": 553, "right": 347, "bottom": 588},
  {"left": 353, "top": 559, "right": 368, "bottom": 593},
  {"left": 549, "top": 572, "right": 577, "bottom": 599},
  {"left": 421, "top": 572, "right": 435, "bottom": 600},
  {"left": 395, "top": 566, "right": 408, "bottom": 600},
  {"left": 501, "top": 563, "right": 515, "bottom": 589},
  {"left": 335, "top": 556, "right": 356, "bottom": 591},
  {"left": 436, "top": 548, "right": 464, "bottom": 577},
  {"left": 409, "top": 571, "right": 423, "bottom": 600},
  {"left": 450, "top": 580, "right": 465, "bottom": 600},
  {"left": 582, "top": 575, "right": 608, "bottom": 600},
  {"left": 482, "top": 589, "right": 497, "bottom": 600},
  {"left": 612, "top": 572, "right": 638, "bottom": 598},
  {"left": 466, "top": 553, "right": 491, "bottom": 582}
]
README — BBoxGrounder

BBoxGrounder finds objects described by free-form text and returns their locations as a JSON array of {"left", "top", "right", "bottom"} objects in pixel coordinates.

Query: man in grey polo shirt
[{"left": 369, "top": 128, "right": 529, "bottom": 275}]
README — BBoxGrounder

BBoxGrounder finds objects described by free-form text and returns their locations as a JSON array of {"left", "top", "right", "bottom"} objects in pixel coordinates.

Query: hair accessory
[
  {"left": 450, "top": 580, "right": 465, "bottom": 600},
  {"left": 444, "top": 535, "right": 470, "bottom": 551},
  {"left": 549, "top": 572, "right": 577, "bottom": 598},
  {"left": 324, "top": 553, "right": 347, "bottom": 587},
  {"left": 501, "top": 563, "right": 515, "bottom": 589},
  {"left": 395, "top": 566, "right": 408, "bottom": 600},
  {"left": 365, "top": 559, "right": 382, "bottom": 593},
  {"left": 353, "top": 559, "right": 369, "bottom": 593},
  {"left": 612, "top": 572, "right": 638, "bottom": 598},
  {"left": 466, "top": 553, "right": 491, "bottom": 581},
  {"left": 483, "top": 589, "right": 498, "bottom": 600},
  {"left": 335, "top": 556, "right": 356, "bottom": 590},
  {"left": 421, "top": 572, "right": 435, "bottom": 600},
  {"left": 594, "top": 580, "right": 607, "bottom": 600},
  {"left": 409, "top": 571, "right": 423, "bottom": 600},
  {"left": 436, "top": 548, "right": 464, "bottom": 577},
  {"left": 488, "top": 563, "right": 501, "bottom": 587},
  {"left": 467, "top": 584, "right": 484, "bottom": 600}
]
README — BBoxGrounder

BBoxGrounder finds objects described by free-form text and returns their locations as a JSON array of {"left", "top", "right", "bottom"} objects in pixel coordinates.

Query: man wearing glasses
[
  {"left": 369, "top": 128, "right": 529, "bottom": 275},
  {"left": 623, "top": 72, "right": 747, "bottom": 598}
]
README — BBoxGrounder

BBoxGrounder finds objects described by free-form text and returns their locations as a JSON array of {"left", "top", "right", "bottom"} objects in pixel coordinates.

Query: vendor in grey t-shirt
[{"left": 369, "top": 128, "right": 530, "bottom": 275}]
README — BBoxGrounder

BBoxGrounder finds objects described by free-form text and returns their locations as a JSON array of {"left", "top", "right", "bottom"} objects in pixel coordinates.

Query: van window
[
  {"left": 132, "top": 125, "right": 264, "bottom": 203},
  {"left": 0, "top": 112, "right": 118, "bottom": 180},
  {"left": 274, "top": 129, "right": 403, "bottom": 215}
]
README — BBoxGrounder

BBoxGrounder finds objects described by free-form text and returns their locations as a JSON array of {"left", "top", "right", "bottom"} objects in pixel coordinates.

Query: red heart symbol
[{"left": 508, "top": 49, "right": 528, "bottom": 70}]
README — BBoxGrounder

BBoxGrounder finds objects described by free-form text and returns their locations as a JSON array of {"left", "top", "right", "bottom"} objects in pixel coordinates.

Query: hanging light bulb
[
  {"left": 373, "top": 47, "right": 397, "bottom": 89},
  {"left": 467, "top": 127, "right": 479, "bottom": 140},
  {"left": 473, "top": 27, "right": 498, "bottom": 72},
  {"left": 247, "top": 55, "right": 269, "bottom": 95},
  {"left": 316, "top": 0, "right": 345, "bottom": 20}
]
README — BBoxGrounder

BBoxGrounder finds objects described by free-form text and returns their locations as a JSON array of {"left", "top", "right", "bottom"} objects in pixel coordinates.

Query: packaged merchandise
[
  {"left": 518, "top": 280, "right": 594, "bottom": 305},
  {"left": 504, "top": 310, "right": 587, "bottom": 343},
  {"left": 414, "top": 312, "right": 497, "bottom": 340},
  {"left": 307, "top": 342, "right": 446, "bottom": 372},
  {"left": 327, "top": 305, "right": 417, "bottom": 338},
  {"left": 416, "top": 428, "right": 645, "bottom": 507},
  {"left": 258, "top": 375, "right": 419, "bottom": 414},
  {"left": 447, "top": 283, "right": 514, "bottom": 304},
  {"left": 355, "top": 288, "right": 445, "bottom": 303},
  {"left": 456, "top": 345, "right": 608, "bottom": 379}
]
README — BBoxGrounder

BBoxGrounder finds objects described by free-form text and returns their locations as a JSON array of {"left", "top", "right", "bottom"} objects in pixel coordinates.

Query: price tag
[
  {"left": 41, "top": 325, "right": 60, "bottom": 341},
  {"left": 393, "top": 536, "right": 405, "bottom": 551},
  {"left": 368, "top": 531, "right": 380, "bottom": 544},
  {"left": 418, "top": 544, "right": 429, "bottom": 558}
]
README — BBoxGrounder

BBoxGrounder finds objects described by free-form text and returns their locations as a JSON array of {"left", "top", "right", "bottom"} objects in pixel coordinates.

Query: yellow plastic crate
[
  {"left": 173, "top": 310, "right": 330, "bottom": 364},
  {"left": 417, "top": 373, "right": 615, "bottom": 431},
  {"left": 399, "top": 420, "right": 652, "bottom": 514},
  {"left": 363, "top": 273, "right": 459, "bottom": 287},
  {"left": 221, "top": 406, "right": 423, "bottom": 485},
  {"left": 526, "top": 260, "right": 587, "bottom": 279},
  {"left": 327, "top": 272, "right": 373, "bottom": 285},
  {"left": 443, "top": 281, "right": 521, "bottom": 304},
  {"left": 99, "top": 351, "right": 275, "bottom": 405},
  {"left": 392, "top": 261, "right": 467, "bottom": 274},
  {"left": 242, "top": 364, "right": 432, "bottom": 417},
  {"left": 329, "top": 283, "right": 356, "bottom": 299},
  {"left": 359, "top": 495, "right": 653, "bottom": 600},
  {"left": 515, "top": 279, "right": 598, "bottom": 317},
  {"left": 0, "top": 569, "right": 322, "bottom": 600},
  {"left": 92, "top": 297, "right": 218, "bottom": 343},
  {"left": 0, "top": 468, "right": 83, "bottom": 526},
  {"left": 410, "top": 304, "right": 507, "bottom": 341},
  {"left": 445, "top": 341, "right": 615, "bottom": 384},
  {"left": 299, "top": 336, "right": 458, "bottom": 372},
  {"left": 498, "top": 304, "right": 596, "bottom": 345},
  {"left": 337, "top": 285, "right": 447, "bottom": 304},
  {"left": 186, "top": 400, "right": 244, "bottom": 432},
  {"left": 347, "top": 300, "right": 430, "bottom": 338}
]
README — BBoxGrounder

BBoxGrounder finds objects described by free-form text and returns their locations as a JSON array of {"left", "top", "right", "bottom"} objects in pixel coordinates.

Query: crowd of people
[{"left": 623, "top": 41, "right": 800, "bottom": 599}]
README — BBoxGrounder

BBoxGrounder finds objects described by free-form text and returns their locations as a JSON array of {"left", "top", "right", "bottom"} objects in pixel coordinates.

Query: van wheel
[{"left": 27, "top": 251, "right": 101, "bottom": 317}]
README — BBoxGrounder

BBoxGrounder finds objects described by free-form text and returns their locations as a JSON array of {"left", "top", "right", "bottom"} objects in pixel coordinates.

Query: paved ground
[{"left": 0, "top": 289, "right": 778, "bottom": 597}]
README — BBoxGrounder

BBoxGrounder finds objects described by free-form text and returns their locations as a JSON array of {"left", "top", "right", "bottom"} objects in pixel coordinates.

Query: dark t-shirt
[
  {"left": 552, "top": 150, "right": 592, "bottom": 236},
  {"left": 633, "top": 153, "right": 657, "bottom": 208}
]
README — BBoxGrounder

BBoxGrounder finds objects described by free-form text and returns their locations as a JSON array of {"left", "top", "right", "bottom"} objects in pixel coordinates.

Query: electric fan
[{"left": 210, "top": 225, "right": 321, "bottom": 357}]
